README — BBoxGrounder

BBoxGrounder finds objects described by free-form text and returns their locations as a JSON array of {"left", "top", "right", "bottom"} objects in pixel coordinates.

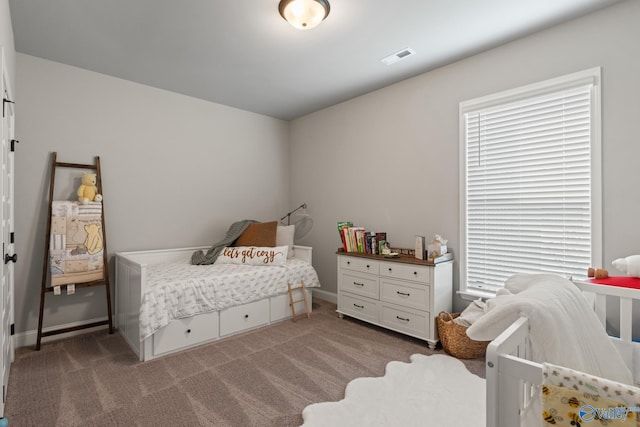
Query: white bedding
[
  {"left": 467, "top": 273, "right": 633, "bottom": 384},
  {"left": 139, "top": 258, "right": 320, "bottom": 339}
]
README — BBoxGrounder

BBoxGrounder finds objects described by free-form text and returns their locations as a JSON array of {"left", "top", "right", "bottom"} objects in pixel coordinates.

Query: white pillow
[
  {"left": 276, "top": 225, "right": 295, "bottom": 259},
  {"left": 215, "top": 246, "right": 289, "bottom": 266}
]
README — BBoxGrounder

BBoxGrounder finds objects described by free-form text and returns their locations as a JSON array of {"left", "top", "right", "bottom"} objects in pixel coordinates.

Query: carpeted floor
[{"left": 4, "top": 300, "right": 485, "bottom": 426}]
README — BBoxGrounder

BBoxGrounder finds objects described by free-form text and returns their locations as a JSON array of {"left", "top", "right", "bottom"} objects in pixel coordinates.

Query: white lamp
[{"left": 279, "top": 0, "right": 330, "bottom": 30}]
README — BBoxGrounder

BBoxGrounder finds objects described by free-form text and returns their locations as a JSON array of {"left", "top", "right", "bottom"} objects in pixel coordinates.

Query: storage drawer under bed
[
  {"left": 220, "top": 299, "right": 270, "bottom": 337},
  {"left": 153, "top": 310, "right": 220, "bottom": 356}
]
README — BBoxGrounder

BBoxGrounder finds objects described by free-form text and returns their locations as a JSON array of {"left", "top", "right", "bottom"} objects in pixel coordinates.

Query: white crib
[{"left": 486, "top": 279, "right": 640, "bottom": 427}]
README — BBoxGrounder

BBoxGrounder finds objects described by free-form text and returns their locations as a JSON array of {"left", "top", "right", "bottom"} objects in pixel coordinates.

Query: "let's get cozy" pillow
[{"left": 215, "top": 246, "right": 289, "bottom": 266}]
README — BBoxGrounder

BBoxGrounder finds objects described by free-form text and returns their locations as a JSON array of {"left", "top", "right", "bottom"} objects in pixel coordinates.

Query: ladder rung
[{"left": 288, "top": 281, "right": 310, "bottom": 321}]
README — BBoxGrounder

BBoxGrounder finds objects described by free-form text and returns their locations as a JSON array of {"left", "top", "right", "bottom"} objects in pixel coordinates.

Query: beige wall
[
  {"left": 14, "top": 54, "right": 290, "bottom": 336},
  {"left": 290, "top": 0, "right": 640, "bottom": 311}
]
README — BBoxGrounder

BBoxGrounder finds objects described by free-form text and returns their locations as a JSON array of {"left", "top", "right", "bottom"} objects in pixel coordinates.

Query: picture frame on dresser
[{"left": 336, "top": 249, "right": 453, "bottom": 349}]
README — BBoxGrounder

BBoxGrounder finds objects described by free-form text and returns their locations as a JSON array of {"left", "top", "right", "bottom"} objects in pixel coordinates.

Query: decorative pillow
[
  {"left": 215, "top": 246, "right": 289, "bottom": 266},
  {"left": 234, "top": 221, "right": 277, "bottom": 247},
  {"left": 276, "top": 225, "right": 295, "bottom": 259}
]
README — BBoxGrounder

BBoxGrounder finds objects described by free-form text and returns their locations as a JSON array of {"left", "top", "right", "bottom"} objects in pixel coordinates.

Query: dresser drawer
[
  {"left": 340, "top": 256, "right": 379, "bottom": 275},
  {"left": 380, "top": 303, "right": 429, "bottom": 339},
  {"left": 153, "top": 310, "right": 219, "bottom": 356},
  {"left": 220, "top": 299, "right": 270, "bottom": 337},
  {"left": 380, "top": 278, "right": 430, "bottom": 311},
  {"left": 380, "top": 262, "right": 431, "bottom": 284},
  {"left": 338, "top": 292, "right": 379, "bottom": 324},
  {"left": 341, "top": 272, "right": 379, "bottom": 299}
]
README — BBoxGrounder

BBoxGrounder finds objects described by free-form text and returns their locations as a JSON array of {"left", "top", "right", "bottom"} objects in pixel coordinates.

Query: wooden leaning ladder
[
  {"left": 35, "top": 152, "right": 114, "bottom": 350},
  {"left": 287, "top": 280, "right": 310, "bottom": 321}
]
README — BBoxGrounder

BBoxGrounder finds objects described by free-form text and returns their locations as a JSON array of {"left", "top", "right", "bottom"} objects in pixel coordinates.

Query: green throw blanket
[{"left": 191, "top": 219, "right": 257, "bottom": 265}]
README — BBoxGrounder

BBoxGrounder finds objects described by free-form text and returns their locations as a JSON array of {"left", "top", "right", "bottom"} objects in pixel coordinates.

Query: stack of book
[{"left": 337, "top": 221, "right": 387, "bottom": 254}]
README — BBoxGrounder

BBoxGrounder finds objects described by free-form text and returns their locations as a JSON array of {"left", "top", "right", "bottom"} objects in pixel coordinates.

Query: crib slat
[
  {"left": 620, "top": 297, "right": 633, "bottom": 342},
  {"left": 595, "top": 293, "right": 607, "bottom": 327}
]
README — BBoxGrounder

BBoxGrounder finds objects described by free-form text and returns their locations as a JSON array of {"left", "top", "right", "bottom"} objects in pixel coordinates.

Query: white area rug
[{"left": 301, "top": 354, "right": 486, "bottom": 427}]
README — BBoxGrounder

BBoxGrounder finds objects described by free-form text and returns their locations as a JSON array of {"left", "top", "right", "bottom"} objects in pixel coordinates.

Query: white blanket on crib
[
  {"left": 467, "top": 273, "right": 633, "bottom": 385},
  {"left": 139, "top": 258, "right": 320, "bottom": 340}
]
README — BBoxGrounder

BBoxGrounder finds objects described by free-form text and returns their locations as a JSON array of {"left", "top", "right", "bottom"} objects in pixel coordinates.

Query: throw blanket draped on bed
[
  {"left": 466, "top": 273, "right": 633, "bottom": 385},
  {"left": 191, "top": 219, "right": 257, "bottom": 265}
]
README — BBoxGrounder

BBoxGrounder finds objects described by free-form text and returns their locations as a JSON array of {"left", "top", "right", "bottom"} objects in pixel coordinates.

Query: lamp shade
[{"left": 279, "top": 0, "right": 330, "bottom": 30}]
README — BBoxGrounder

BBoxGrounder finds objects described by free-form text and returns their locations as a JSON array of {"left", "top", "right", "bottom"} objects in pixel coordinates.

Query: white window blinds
[{"left": 460, "top": 69, "right": 601, "bottom": 294}]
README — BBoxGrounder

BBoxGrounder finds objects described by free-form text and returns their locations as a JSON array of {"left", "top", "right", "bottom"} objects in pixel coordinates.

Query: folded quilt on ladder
[{"left": 49, "top": 200, "right": 104, "bottom": 286}]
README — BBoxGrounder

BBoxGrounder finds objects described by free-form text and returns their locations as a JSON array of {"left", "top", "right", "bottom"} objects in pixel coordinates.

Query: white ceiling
[{"left": 9, "top": 0, "right": 624, "bottom": 120}]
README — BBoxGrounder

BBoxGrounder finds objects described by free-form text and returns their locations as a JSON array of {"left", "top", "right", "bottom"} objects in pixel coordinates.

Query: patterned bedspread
[{"left": 140, "top": 258, "right": 320, "bottom": 339}]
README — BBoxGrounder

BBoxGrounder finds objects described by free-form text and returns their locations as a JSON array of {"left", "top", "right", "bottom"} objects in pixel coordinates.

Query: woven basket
[{"left": 436, "top": 311, "right": 489, "bottom": 359}]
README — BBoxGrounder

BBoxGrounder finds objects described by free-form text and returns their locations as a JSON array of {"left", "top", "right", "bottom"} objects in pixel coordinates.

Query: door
[{"left": 0, "top": 46, "right": 15, "bottom": 416}]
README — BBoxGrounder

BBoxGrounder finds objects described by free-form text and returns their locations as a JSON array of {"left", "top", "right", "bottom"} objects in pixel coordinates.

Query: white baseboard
[
  {"left": 311, "top": 289, "right": 337, "bottom": 304},
  {"left": 15, "top": 316, "right": 111, "bottom": 348}
]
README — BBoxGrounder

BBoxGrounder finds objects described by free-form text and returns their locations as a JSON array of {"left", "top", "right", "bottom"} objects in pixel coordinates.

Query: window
[{"left": 459, "top": 68, "right": 601, "bottom": 297}]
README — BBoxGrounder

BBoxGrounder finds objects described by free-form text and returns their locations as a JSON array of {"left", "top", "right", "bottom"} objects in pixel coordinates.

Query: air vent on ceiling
[{"left": 380, "top": 47, "right": 416, "bottom": 66}]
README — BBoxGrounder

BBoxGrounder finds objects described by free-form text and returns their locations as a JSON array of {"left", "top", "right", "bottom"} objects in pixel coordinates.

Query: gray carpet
[{"left": 4, "top": 300, "right": 485, "bottom": 426}]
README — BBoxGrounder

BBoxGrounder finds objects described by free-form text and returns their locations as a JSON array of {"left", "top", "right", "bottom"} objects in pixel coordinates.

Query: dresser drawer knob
[
  {"left": 396, "top": 315, "right": 410, "bottom": 322},
  {"left": 347, "top": 261, "right": 351, "bottom": 265},
  {"left": 353, "top": 281, "right": 364, "bottom": 287},
  {"left": 396, "top": 291, "right": 410, "bottom": 297},
  {"left": 413, "top": 271, "right": 418, "bottom": 276},
  {"left": 353, "top": 303, "right": 364, "bottom": 309},
  {"left": 186, "top": 329, "right": 191, "bottom": 334},
  {"left": 388, "top": 268, "right": 392, "bottom": 272},
  {"left": 244, "top": 314, "right": 249, "bottom": 319},
  {"left": 366, "top": 264, "right": 370, "bottom": 268}
]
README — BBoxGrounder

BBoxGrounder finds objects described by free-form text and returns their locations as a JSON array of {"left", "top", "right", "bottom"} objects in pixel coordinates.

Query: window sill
[{"left": 457, "top": 289, "right": 495, "bottom": 301}]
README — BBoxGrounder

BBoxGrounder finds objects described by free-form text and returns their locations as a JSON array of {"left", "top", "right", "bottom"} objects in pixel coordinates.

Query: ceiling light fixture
[{"left": 279, "top": 0, "right": 330, "bottom": 30}]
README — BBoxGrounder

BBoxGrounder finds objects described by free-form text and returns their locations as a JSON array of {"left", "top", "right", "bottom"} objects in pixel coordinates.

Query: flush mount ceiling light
[{"left": 279, "top": 0, "right": 330, "bottom": 30}]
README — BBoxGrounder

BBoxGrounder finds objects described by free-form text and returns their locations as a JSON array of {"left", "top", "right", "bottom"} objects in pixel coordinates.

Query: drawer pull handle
[
  {"left": 347, "top": 261, "right": 351, "bottom": 265},
  {"left": 388, "top": 268, "right": 392, "bottom": 272},
  {"left": 413, "top": 271, "right": 418, "bottom": 275},
  {"left": 396, "top": 316, "right": 410, "bottom": 322},
  {"left": 353, "top": 303, "right": 364, "bottom": 309},
  {"left": 366, "top": 264, "right": 370, "bottom": 268},
  {"left": 396, "top": 291, "right": 410, "bottom": 296},
  {"left": 186, "top": 329, "right": 192, "bottom": 334},
  {"left": 244, "top": 314, "right": 249, "bottom": 319},
  {"left": 353, "top": 281, "right": 364, "bottom": 287}
]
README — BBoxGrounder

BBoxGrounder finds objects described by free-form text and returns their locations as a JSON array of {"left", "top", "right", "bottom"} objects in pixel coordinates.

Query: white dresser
[{"left": 337, "top": 251, "right": 453, "bottom": 349}]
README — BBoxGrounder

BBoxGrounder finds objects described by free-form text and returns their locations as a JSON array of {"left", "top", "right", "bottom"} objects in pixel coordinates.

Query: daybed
[
  {"left": 115, "top": 244, "right": 319, "bottom": 361},
  {"left": 481, "top": 276, "right": 640, "bottom": 426}
]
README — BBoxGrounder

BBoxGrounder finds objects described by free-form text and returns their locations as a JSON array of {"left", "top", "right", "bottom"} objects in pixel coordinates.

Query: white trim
[
  {"left": 459, "top": 67, "right": 601, "bottom": 114},
  {"left": 457, "top": 290, "right": 493, "bottom": 301},
  {"left": 459, "top": 67, "right": 602, "bottom": 294},
  {"left": 589, "top": 68, "right": 603, "bottom": 268},
  {"left": 15, "top": 316, "right": 110, "bottom": 348}
]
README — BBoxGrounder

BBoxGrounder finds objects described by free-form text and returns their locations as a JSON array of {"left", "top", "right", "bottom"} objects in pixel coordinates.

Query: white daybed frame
[
  {"left": 115, "top": 245, "right": 314, "bottom": 361},
  {"left": 486, "top": 279, "right": 640, "bottom": 427}
]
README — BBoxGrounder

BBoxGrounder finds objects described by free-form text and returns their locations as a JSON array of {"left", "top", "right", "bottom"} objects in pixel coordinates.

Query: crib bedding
[{"left": 140, "top": 258, "right": 319, "bottom": 339}]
